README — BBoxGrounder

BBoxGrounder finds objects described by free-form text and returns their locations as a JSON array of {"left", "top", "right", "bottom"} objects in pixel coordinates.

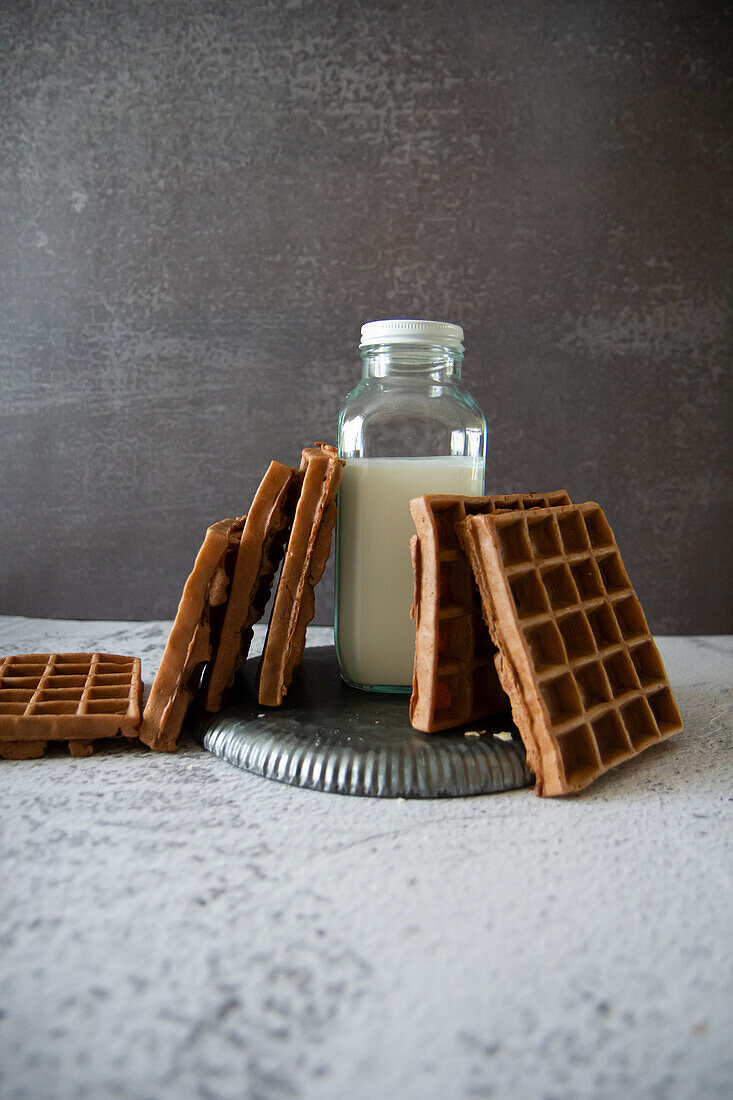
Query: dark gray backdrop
[{"left": 1, "top": 0, "right": 730, "bottom": 632}]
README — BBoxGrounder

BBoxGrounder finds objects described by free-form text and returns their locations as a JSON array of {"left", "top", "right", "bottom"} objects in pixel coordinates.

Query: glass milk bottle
[{"left": 335, "top": 319, "right": 486, "bottom": 692}]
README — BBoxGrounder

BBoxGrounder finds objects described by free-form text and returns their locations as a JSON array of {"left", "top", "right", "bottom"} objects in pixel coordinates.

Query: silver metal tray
[{"left": 195, "top": 645, "right": 532, "bottom": 799}]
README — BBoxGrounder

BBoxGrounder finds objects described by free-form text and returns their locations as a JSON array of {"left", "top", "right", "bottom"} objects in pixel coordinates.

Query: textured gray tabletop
[{"left": 1, "top": 617, "right": 731, "bottom": 1100}]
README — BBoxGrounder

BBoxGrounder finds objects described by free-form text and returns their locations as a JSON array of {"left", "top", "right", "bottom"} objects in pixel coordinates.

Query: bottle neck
[{"left": 360, "top": 343, "right": 463, "bottom": 382}]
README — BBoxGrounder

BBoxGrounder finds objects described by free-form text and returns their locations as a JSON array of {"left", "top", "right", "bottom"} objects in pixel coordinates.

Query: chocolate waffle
[
  {"left": 458, "top": 501, "right": 683, "bottom": 796},
  {"left": 410, "top": 491, "right": 571, "bottom": 732},
  {"left": 203, "top": 461, "right": 302, "bottom": 713},
  {"left": 140, "top": 517, "right": 245, "bottom": 751},
  {"left": 257, "top": 443, "right": 345, "bottom": 706},
  {"left": 0, "top": 653, "right": 142, "bottom": 759}
]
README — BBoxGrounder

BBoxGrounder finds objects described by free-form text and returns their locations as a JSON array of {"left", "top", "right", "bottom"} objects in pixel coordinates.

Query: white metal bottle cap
[{"left": 360, "top": 318, "right": 464, "bottom": 349}]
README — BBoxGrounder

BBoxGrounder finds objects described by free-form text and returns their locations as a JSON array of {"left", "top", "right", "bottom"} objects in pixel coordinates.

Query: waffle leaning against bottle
[
  {"left": 457, "top": 501, "right": 683, "bottom": 796},
  {"left": 409, "top": 491, "right": 571, "bottom": 732},
  {"left": 0, "top": 653, "right": 142, "bottom": 759},
  {"left": 140, "top": 516, "right": 245, "bottom": 751},
  {"left": 203, "top": 461, "right": 303, "bottom": 713},
  {"left": 257, "top": 444, "right": 345, "bottom": 706}
]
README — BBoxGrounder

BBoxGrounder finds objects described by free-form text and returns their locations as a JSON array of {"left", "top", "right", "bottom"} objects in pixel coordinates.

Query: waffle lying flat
[
  {"left": 0, "top": 653, "right": 142, "bottom": 759},
  {"left": 457, "top": 502, "right": 683, "bottom": 796},
  {"left": 140, "top": 517, "right": 245, "bottom": 751},
  {"left": 410, "top": 491, "right": 571, "bottom": 732},
  {"left": 203, "top": 462, "right": 302, "bottom": 713},
  {"left": 257, "top": 443, "right": 345, "bottom": 706}
]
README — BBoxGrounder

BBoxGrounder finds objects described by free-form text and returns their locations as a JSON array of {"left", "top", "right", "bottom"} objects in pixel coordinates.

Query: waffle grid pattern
[
  {"left": 0, "top": 653, "right": 142, "bottom": 757},
  {"left": 467, "top": 503, "right": 682, "bottom": 792},
  {"left": 410, "top": 491, "right": 570, "bottom": 732}
]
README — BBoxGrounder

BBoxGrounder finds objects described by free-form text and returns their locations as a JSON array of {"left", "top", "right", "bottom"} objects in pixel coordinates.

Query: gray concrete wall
[{"left": 1, "top": 0, "right": 730, "bottom": 632}]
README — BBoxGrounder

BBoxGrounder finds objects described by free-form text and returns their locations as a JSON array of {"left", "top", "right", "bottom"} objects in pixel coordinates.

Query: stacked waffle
[
  {"left": 410, "top": 491, "right": 571, "bottom": 732},
  {"left": 410, "top": 491, "right": 683, "bottom": 796},
  {"left": 141, "top": 443, "right": 344, "bottom": 750}
]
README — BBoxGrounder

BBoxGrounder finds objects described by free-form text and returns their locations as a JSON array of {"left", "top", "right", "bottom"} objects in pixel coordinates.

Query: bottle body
[
  {"left": 335, "top": 324, "right": 486, "bottom": 692},
  {"left": 336, "top": 454, "right": 483, "bottom": 689}
]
